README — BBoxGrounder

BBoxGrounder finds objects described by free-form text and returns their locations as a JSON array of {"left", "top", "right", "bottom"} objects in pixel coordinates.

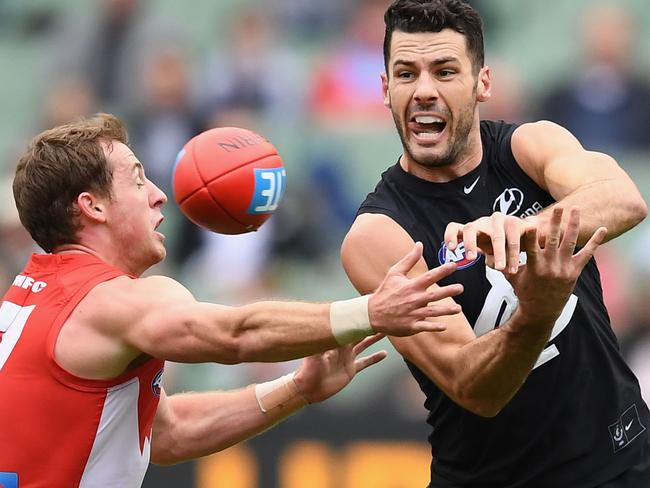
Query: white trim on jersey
[{"left": 79, "top": 377, "right": 151, "bottom": 488}]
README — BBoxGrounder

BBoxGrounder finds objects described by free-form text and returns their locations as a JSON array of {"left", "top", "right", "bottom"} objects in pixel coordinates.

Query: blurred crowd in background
[{"left": 1, "top": 0, "right": 650, "bottom": 485}]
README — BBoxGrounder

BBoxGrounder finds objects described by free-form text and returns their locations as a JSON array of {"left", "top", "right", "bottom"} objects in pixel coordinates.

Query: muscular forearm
[
  {"left": 151, "top": 385, "right": 306, "bottom": 465},
  {"left": 229, "top": 301, "right": 342, "bottom": 362},
  {"left": 450, "top": 308, "right": 555, "bottom": 417}
]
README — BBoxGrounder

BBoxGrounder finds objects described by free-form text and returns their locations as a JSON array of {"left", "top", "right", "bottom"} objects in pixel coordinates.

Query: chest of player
[{"left": 403, "top": 161, "right": 555, "bottom": 327}]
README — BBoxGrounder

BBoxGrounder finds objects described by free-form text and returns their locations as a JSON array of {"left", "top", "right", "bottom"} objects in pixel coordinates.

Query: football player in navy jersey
[{"left": 342, "top": 1, "right": 650, "bottom": 487}]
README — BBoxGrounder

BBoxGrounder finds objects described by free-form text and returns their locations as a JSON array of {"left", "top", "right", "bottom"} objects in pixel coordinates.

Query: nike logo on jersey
[
  {"left": 463, "top": 176, "right": 480, "bottom": 194},
  {"left": 625, "top": 420, "right": 634, "bottom": 431}
]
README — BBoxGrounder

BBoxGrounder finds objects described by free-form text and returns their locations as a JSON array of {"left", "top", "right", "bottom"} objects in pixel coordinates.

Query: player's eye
[
  {"left": 438, "top": 69, "right": 456, "bottom": 79},
  {"left": 397, "top": 71, "right": 415, "bottom": 80}
]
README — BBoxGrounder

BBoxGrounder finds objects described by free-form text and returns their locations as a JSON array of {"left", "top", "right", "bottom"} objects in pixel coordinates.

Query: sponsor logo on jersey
[
  {"left": 248, "top": 167, "right": 286, "bottom": 214},
  {"left": 493, "top": 188, "right": 524, "bottom": 215},
  {"left": 608, "top": 404, "right": 646, "bottom": 452},
  {"left": 438, "top": 241, "right": 481, "bottom": 270},
  {"left": 0, "top": 472, "right": 18, "bottom": 488},
  {"left": 151, "top": 369, "right": 164, "bottom": 396}
]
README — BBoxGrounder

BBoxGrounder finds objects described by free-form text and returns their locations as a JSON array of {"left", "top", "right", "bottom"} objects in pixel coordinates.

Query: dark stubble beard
[{"left": 392, "top": 95, "right": 477, "bottom": 169}]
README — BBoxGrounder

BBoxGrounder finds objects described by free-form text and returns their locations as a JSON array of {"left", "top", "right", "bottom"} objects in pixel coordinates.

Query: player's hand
[
  {"left": 507, "top": 206, "right": 606, "bottom": 323},
  {"left": 368, "top": 242, "right": 463, "bottom": 336},
  {"left": 444, "top": 212, "right": 536, "bottom": 274},
  {"left": 293, "top": 334, "right": 387, "bottom": 403}
]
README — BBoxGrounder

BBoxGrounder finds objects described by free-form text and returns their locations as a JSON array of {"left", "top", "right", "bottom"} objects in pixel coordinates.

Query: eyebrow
[{"left": 393, "top": 56, "right": 460, "bottom": 68}]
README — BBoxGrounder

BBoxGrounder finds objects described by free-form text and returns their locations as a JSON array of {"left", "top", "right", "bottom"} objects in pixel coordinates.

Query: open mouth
[{"left": 410, "top": 115, "right": 447, "bottom": 141}]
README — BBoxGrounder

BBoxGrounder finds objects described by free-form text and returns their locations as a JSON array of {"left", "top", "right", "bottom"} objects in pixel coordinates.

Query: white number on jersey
[
  {"left": 473, "top": 261, "right": 577, "bottom": 370},
  {"left": 0, "top": 301, "right": 35, "bottom": 371}
]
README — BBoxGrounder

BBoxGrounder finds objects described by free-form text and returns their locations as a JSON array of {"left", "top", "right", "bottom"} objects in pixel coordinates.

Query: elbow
[
  {"left": 150, "top": 450, "right": 178, "bottom": 467},
  {"left": 456, "top": 396, "right": 504, "bottom": 418},
  {"left": 463, "top": 402, "right": 503, "bottom": 418},
  {"left": 150, "top": 432, "right": 186, "bottom": 466},
  {"left": 450, "top": 385, "right": 506, "bottom": 418},
  {"left": 631, "top": 197, "right": 648, "bottom": 227}
]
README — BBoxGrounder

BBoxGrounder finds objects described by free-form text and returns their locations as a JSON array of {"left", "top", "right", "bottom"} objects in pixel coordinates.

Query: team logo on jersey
[
  {"left": 0, "top": 472, "right": 18, "bottom": 488},
  {"left": 493, "top": 188, "right": 524, "bottom": 215},
  {"left": 151, "top": 369, "right": 164, "bottom": 396},
  {"left": 438, "top": 241, "right": 481, "bottom": 270}
]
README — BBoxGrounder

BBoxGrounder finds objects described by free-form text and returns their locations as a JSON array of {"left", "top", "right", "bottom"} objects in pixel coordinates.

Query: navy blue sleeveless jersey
[{"left": 358, "top": 120, "right": 649, "bottom": 487}]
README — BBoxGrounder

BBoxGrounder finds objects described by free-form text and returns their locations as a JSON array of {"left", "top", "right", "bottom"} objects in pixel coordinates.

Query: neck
[
  {"left": 53, "top": 243, "right": 141, "bottom": 276},
  {"left": 54, "top": 243, "right": 102, "bottom": 258}
]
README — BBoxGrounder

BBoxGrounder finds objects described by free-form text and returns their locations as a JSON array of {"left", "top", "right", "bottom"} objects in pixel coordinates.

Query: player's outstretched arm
[
  {"left": 150, "top": 335, "right": 386, "bottom": 465},
  {"left": 127, "top": 243, "right": 461, "bottom": 364},
  {"left": 342, "top": 210, "right": 605, "bottom": 417},
  {"left": 57, "top": 243, "right": 462, "bottom": 376}
]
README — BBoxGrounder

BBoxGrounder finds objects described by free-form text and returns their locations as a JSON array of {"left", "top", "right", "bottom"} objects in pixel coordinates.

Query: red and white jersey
[{"left": 0, "top": 254, "right": 165, "bottom": 487}]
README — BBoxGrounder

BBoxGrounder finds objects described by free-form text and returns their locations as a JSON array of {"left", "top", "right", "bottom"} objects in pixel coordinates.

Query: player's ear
[
  {"left": 77, "top": 192, "right": 107, "bottom": 223},
  {"left": 476, "top": 66, "right": 492, "bottom": 103},
  {"left": 381, "top": 72, "right": 391, "bottom": 108}
]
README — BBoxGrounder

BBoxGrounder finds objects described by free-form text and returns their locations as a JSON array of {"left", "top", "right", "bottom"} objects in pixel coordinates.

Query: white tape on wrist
[
  {"left": 255, "top": 373, "right": 307, "bottom": 413},
  {"left": 329, "top": 295, "right": 372, "bottom": 345}
]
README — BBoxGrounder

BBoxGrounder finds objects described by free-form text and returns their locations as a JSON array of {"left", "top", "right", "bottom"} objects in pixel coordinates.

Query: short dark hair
[
  {"left": 13, "top": 113, "right": 128, "bottom": 252},
  {"left": 383, "top": 0, "right": 484, "bottom": 75}
]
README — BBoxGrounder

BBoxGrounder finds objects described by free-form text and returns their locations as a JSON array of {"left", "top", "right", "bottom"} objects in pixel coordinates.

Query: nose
[
  {"left": 149, "top": 180, "right": 168, "bottom": 207},
  {"left": 413, "top": 72, "right": 439, "bottom": 104}
]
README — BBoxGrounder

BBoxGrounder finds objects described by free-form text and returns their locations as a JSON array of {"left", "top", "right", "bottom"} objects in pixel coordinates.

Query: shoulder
[
  {"left": 510, "top": 121, "right": 586, "bottom": 187},
  {"left": 512, "top": 120, "right": 583, "bottom": 155},
  {"left": 75, "top": 274, "right": 195, "bottom": 331},
  {"left": 343, "top": 213, "right": 418, "bottom": 292}
]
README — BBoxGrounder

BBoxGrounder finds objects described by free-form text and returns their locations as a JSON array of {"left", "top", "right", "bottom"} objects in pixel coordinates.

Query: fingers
[
  {"left": 444, "top": 222, "right": 463, "bottom": 251},
  {"left": 504, "top": 217, "right": 524, "bottom": 273},
  {"left": 559, "top": 207, "right": 579, "bottom": 255},
  {"left": 488, "top": 212, "right": 507, "bottom": 271},
  {"left": 461, "top": 223, "right": 479, "bottom": 262},
  {"left": 352, "top": 333, "right": 385, "bottom": 355},
  {"left": 390, "top": 242, "right": 424, "bottom": 276},
  {"left": 412, "top": 320, "right": 448, "bottom": 332},
  {"left": 521, "top": 225, "right": 539, "bottom": 265},
  {"left": 413, "top": 263, "right": 459, "bottom": 289},
  {"left": 422, "top": 283, "right": 464, "bottom": 303},
  {"left": 354, "top": 350, "right": 388, "bottom": 373},
  {"left": 573, "top": 226, "right": 607, "bottom": 268},
  {"left": 419, "top": 302, "right": 462, "bottom": 317},
  {"left": 545, "top": 206, "right": 564, "bottom": 248}
]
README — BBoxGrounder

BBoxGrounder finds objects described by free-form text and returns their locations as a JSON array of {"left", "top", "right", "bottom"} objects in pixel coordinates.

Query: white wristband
[
  {"left": 254, "top": 373, "right": 307, "bottom": 413},
  {"left": 329, "top": 295, "right": 372, "bottom": 345}
]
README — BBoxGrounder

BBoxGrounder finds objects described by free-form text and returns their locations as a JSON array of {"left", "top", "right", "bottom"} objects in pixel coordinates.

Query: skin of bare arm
[
  {"left": 54, "top": 244, "right": 463, "bottom": 380},
  {"left": 512, "top": 120, "right": 647, "bottom": 245},
  {"left": 342, "top": 209, "right": 605, "bottom": 417},
  {"left": 150, "top": 335, "right": 387, "bottom": 465},
  {"left": 445, "top": 121, "right": 647, "bottom": 274}
]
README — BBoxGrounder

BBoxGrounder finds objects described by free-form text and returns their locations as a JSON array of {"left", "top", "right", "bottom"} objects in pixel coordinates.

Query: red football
[{"left": 172, "top": 127, "right": 286, "bottom": 234}]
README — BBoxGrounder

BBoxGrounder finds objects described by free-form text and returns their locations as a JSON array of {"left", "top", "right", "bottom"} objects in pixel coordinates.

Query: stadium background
[{"left": 1, "top": 0, "right": 650, "bottom": 486}]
